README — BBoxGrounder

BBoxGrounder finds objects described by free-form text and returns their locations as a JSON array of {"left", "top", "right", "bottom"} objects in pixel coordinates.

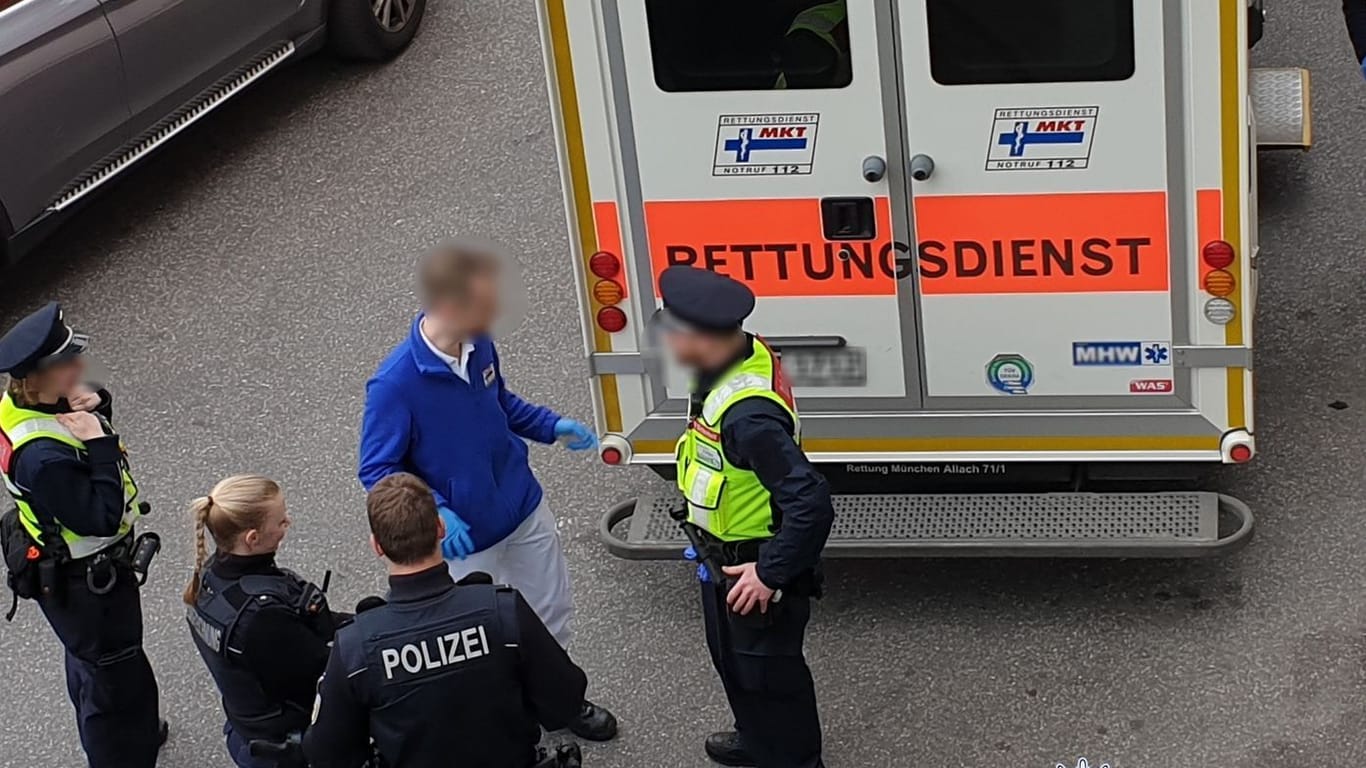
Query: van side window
[
  {"left": 644, "top": 1, "right": 853, "bottom": 92},
  {"left": 926, "top": 0, "right": 1135, "bottom": 85}
]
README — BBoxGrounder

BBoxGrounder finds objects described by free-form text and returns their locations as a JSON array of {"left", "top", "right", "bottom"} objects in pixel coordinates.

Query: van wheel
[{"left": 327, "top": 0, "right": 426, "bottom": 61}]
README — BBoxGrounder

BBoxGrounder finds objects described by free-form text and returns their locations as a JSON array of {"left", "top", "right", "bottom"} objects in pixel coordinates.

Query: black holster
[{"left": 248, "top": 733, "right": 308, "bottom": 768}]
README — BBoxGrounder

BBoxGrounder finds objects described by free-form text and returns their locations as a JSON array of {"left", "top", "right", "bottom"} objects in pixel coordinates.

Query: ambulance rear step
[
  {"left": 599, "top": 492, "right": 1254, "bottom": 560},
  {"left": 1251, "top": 67, "right": 1312, "bottom": 149}
]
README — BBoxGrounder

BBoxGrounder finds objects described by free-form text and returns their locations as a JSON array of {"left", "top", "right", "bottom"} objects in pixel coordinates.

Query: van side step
[
  {"left": 1251, "top": 67, "right": 1312, "bottom": 150},
  {"left": 599, "top": 492, "right": 1254, "bottom": 560},
  {"left": 47, "top": 42, "right": 296, "bottom": 213}
]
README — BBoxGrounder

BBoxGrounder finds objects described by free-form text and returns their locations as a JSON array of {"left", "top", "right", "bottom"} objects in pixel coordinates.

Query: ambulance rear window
[
  {"left": 926, "top": 0, "right": 1135, "bottom": 85},
  {"left": 644, "top": 0, "right": 853, "bottom": 92}
]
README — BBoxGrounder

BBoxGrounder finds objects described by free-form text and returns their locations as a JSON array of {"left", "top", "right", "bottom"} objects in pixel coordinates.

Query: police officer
[
  {"left": 184, "top": 474, "right": 347, "bottom": 767},
  {"left": 656, "top": 266, "right": 834, "bottom": 768},
  {"left": 0, "top": 302, "right": 165, "bottom": 768},
  {"left": 304, "top": 471, "right": 589, "bottom": 768}
]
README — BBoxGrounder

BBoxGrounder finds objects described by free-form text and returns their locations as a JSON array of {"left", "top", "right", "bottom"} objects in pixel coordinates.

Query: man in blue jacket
[{"left": 358, "top": 241, "right": 617, "bottom": 741}]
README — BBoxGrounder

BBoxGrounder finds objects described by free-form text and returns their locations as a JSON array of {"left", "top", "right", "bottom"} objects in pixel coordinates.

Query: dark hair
[
  {"left": 366, "top": 473, "right": 440, "bottom": 565},
  {"left": 417, "top": 242, "right": 499, "bottom": 308}
]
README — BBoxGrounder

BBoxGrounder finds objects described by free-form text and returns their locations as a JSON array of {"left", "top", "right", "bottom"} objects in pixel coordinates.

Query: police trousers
[
  {"left": 36, "top": 561, "right": 161, "bottom": 768},
  {"left": 700, "top": 580, "right": 824, "bottom": 768}
]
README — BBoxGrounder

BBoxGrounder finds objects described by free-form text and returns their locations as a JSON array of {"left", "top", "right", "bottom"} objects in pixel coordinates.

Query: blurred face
[
  {"left": 242, "top": 494, "right": 291, "bottom": 554},
  {"left": 664, "top": 328, "right": 733, "bottom": 371},
  {"left": 32, "top": 357, "right": 86, "bottom": 400},
  {"left": 429, "top": 269, "right": 500, "bottom": 336}
]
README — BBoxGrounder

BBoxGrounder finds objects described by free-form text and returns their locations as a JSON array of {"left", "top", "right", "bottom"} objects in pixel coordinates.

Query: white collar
[{"left": 419, "top": 325, "right": 474, "bottom": 367}]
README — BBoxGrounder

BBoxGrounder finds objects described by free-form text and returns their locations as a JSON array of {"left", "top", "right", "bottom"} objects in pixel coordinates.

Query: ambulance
[{"left": 535, "top": 1, "right": 1312, "bottom": 558}]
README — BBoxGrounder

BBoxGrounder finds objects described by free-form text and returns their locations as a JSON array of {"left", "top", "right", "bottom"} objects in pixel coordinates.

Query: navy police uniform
[
  {"left": 303, "top": 565, "right": 589, "bottom": 768},
  {"left": 659, "top": 266, "right": 835, "bottom": 768},
  {"left": 187, "top": 552, "right": 342, "bottom": 767},
  {"left": 0, "top": 303, "right": 164, "bottom": 768}
]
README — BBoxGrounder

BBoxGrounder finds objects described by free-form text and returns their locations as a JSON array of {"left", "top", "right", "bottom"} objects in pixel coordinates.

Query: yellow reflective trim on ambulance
[
  {"left": 543, "top": 0, "right": 622, "bottom": 433},
  {"left": 1220, "top": 0, "right": 1247, "bottom": 430}
]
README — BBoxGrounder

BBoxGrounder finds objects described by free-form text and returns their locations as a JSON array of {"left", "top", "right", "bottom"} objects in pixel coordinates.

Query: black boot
[
  {"left": 567, "top": 700, "right": 618, "bottom": 741},
  {"left": 704, "top": 731, "right": 756, "bottom": 767}
]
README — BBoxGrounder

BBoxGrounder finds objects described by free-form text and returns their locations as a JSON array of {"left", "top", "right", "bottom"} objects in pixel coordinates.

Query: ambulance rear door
[
  {"left": 609, "top": 0, "right": 918, "bottom": 451},
  {"left": 897, "top": 0, "right": 1193, "bottom": 413}
]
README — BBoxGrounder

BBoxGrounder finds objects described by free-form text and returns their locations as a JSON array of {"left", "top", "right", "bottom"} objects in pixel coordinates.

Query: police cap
[
  {"left": 657, "top": 266, "right": 755, "bottom": 334},
  {"left": 0, "top": 302, "right": 90, "bottom": 379}
]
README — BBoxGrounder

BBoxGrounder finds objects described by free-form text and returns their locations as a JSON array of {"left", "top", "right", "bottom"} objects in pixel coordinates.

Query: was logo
[{"left": 1056, "top": 759, "right": 1111, "bottom": 768}]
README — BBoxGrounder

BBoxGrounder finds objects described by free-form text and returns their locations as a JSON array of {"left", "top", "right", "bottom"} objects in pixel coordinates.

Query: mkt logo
[{"left": 1073, "top": 341, "right": 1171, "bottom": 367}]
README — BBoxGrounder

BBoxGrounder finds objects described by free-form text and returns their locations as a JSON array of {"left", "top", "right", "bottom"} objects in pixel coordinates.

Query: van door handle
[{"left": 909, "top": 154, "right": 935, "bottom": 181}]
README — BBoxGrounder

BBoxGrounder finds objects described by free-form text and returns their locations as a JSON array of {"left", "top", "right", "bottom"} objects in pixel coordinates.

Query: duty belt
[{"left": 693, "top": 529, "right": 768, "bottom": 567}]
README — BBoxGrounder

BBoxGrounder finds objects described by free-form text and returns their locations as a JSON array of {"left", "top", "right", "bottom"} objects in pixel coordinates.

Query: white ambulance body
[{"left": 535, "top": 0, "right": 1311, "bottom": 558}]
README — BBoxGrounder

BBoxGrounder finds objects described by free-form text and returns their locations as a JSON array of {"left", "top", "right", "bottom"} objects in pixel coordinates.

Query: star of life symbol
[
  {"left": 1143, "top": 342, "right": 1169, "bottom": 365},
  {"left": 1056, "top": 759, "right": 1111, "bottom": 768}
]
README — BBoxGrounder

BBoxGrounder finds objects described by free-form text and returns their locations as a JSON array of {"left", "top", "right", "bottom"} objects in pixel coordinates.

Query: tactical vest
[
  {"left": 675, "top": 338, "right": 800, "bottom": 542},
  {"left": 0, "top": 393, "right": 142, "bottom": 559},
  {"left": 187, "top": 564, "right": 333, "bottom": 740},
  {"left": 342, "top": 582, "right": 532, "bottom": 765}
]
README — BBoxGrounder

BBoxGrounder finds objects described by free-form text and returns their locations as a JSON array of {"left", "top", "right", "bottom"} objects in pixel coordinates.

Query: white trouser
[{"left": 447, "top": 499, "right": 575, "bottom": 648}]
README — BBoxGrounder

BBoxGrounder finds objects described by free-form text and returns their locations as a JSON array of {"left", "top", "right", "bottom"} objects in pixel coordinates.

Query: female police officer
[
  {"left": 0, "top": 302, "right": 165, "bottom": 768},
  {"left": 185, "top": 474, "right": 345, "bottom": 768}
]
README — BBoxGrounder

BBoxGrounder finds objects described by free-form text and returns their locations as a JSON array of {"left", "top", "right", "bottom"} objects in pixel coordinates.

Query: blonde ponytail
[
  {"left": 182, "top": 475, "right": 283, "bottom": 606},
  {"left": 183, "top": 497, "right": 213, "bottom": 605}
]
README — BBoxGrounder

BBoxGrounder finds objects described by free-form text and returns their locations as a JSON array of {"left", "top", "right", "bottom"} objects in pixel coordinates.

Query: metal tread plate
[
  {"left": 600, "top": 492, "right": 1254, "bottom": 560},
  {"left": 1251, "top": 67, "right": 1312, "bottom": 149}
]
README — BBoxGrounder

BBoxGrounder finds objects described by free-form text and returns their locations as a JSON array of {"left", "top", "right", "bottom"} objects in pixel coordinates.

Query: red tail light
[
  {"left": 601, "top": 447, "right": 623, "bottom": 465},
  {"left": 597, "top": 307, "right": 627, "bottom": 333},
  {"left": 1202, "top": 240, "right": 1235, "bottom": 269},
  {"left": 1229, "top": 444, "right": 1252, "bottom": 463},
  {"left": 589, "top": 251, "right": 621, "bottom": 279}
]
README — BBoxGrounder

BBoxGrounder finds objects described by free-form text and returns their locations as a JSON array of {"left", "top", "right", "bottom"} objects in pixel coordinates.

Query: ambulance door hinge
[
  {"left": 1171, "top": 346, "right": 1253, "bottom": 370},
  {"left": 590, "top": 353, "right": 646, "bottom": 376}
]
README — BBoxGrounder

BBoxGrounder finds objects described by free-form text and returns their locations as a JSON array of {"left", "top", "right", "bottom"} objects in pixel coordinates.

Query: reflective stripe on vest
[
  {"left": 0, "top": 394, "right": 142, "bottom": 559},
  {"left": 675, "top": 339, "right": 799, "bottom": 541}
]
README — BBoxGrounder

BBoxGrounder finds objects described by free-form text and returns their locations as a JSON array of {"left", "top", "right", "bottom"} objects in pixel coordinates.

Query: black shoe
[
  {"left": 158, "top": 719, "right": 169, "bottom": 748},
  {"left": 704, "top": 731, "right": 756, "bottom": 767},
  {"left": 567, "top": 700, "right": 618, "bottom": 741}
]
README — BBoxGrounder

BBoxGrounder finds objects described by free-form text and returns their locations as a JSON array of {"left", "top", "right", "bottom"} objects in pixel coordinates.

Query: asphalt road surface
[{"left": 2, "top": 2, "right": 1365, "bottom": 767}]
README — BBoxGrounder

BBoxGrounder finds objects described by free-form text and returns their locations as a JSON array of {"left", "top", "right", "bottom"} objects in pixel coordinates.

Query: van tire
[{"left": 327, "top": 0, "right": 426, "bottom": 61}]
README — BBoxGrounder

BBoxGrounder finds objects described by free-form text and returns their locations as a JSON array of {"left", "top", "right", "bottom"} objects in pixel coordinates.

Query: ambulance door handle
[
  {"left": 909, "top": 154, "right": 935, "bottom": 181},
  {"left": 861, "top": 156, "right": 886, "bottom": 183}
]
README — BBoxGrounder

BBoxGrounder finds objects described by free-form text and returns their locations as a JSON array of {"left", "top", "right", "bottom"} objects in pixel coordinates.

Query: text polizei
[{"left": 379, "top": 624, "right": 490, "bottom": 682}]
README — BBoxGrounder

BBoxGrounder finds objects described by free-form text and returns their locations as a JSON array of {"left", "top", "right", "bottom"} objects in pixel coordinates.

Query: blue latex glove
[
  {"left": 437, "top": 506, "right": 475, "bottom": 560},
  {"left": 683, "top": 545, "right": 710, "bottom": 583},
  {"left": 554, "top": 418, "right": 599, "bottom": 451},
  {"left": 1361, "top": 57, "right": 1366, "bottom": 80}
]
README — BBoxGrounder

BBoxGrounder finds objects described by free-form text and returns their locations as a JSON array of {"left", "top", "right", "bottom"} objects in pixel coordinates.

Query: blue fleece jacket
[{"left": 358, "top": 316, "right": 561, "bottom": 552}]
